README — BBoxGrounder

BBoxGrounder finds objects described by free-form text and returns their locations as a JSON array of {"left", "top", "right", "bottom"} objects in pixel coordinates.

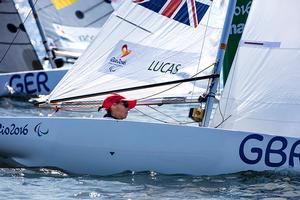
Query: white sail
[
  {"left": 212, "top": 0, "right": 300, "bottom": 136},
  {"left": 49, "top": 0, "right": 229, "bottom": 103},
  {"left": 111, "top": 0, "right": 123, "bottom": 10},
  {"left": 34, "top": 0, "right": 114, "bottom": 51},
  {"left": 0, "top": 0, "right": 43, "bottom": 73}
]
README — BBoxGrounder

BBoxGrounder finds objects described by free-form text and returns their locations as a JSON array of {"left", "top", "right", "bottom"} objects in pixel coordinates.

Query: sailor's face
[{"left": 110, "top": 101, "right": 129, "bottom": 119}]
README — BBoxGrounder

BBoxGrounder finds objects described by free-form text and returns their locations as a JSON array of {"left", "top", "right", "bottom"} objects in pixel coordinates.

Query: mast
[
  {"left": 28, "top": 0, "right": 57, "bottom": 69},
  {"left": 202, "top": 0, "right": 236, "bottom": 127}
]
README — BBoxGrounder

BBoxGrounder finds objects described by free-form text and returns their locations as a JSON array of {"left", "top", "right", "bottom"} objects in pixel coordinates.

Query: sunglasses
[{"left": 118, "top": 101, "right": 128, "bottom": 108}]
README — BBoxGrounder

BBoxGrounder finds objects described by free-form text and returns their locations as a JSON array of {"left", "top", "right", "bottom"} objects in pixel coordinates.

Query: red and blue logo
[{"left": 133, "top": 0, "right": 212, "bottom": 28}]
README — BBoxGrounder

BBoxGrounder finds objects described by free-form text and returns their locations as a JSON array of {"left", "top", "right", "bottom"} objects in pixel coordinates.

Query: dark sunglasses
[{"left": 119, "top": 101, "right": 128, "bottom": 108}]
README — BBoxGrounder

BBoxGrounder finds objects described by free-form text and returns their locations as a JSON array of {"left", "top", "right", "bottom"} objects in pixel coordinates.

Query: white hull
[
  {"left": 0, "top": 116, "right": 300, "bottom": 176},
  {"left": 0, "top": 69, "right": 68, "bottom": 97}
]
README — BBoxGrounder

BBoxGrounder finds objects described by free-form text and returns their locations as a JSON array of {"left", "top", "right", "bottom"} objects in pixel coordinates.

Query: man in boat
[{"left": 100, "top": 93, "right": 137, "bottom": 119}]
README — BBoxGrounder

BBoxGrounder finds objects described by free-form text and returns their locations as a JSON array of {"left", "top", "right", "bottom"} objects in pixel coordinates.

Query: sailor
[{"left": 99, "top": 93, "right": 137, "bottom": 119}]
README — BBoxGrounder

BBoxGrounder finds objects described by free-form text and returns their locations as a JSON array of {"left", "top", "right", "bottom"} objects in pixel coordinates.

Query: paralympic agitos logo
[{"left": 34, "top": 123, "right": 49, "bottom": 137}]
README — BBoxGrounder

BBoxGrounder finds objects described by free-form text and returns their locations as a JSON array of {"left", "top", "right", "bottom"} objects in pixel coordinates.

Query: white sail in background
[
  {"left": 212, "top": 0, "right": 300, "bottom": 136},
  {"left": 111, "top": 0, "right": 123, "bottom": 10},
  {"left": 35, "top": 0, "right": 114, "bottom": 51},
  {"left": 49, "top": 0, "right": 229, "bottom": 103},
  {"left": 0, "top": 0, "right": 43, "bottom": 73}
]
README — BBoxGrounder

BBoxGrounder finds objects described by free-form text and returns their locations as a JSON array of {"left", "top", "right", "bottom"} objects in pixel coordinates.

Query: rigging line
[
  {"left": 50, "top": 74, "right": 219, "bottom": 103},
  {"left": 214, "top": 114, "right": 231, "bottom": 128},
  {"left": 218, "top": 37, "right": 243, "bottom": 123},
  {"left": 0, "top": 0, "right": 39, "bottom": 64},
  {"left": 36, "top": 3, "right": 52, "bottom": 12},
  {"left": 190, "top": 0, "right": 215, "bottom": 99},
  {"left": 137, "top": 62, "right": 216, "bottom": 100},
  {"left": 146, "top": 105, "right": 181, "bottom": 123},
  {"left": 133, "top": 107, "right": 170, "bottom": 124},
  {"left": 56, "top": 107, "right": 98, "bottom": 112},
  {"left": 179, "top": 121, "right": 198, "bottom": 125},
  {"left": 217, "top": 100, "right": 225, "bottom": 122}
]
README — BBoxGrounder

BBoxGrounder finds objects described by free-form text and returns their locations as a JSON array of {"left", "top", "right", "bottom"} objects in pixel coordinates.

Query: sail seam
[
  {"left": 0, "top": 42, "right": 32, "bottom": 45},
  {"left": 115, "top": 15, "right": 152, "bottom": 33},
  {"left": 230, "top": 116, "right": 300, "bottom": 123},
  {"left": 220, "top": 97, "right": 300, "bottom": 105},
  {"left": 0, "top": 12, "right": 18, "bottom": 14}
]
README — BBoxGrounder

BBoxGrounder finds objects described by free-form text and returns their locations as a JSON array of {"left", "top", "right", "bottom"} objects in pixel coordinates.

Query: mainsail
[
  {"left": 34, "top": 0, "right": 114, "bottom": 51},
  {"left": 0, "top": 0, "right": 43, "bottom": 73},
  {"left": 212, "top": 0, "right": 300, "bottom": 136},
  {"left": 48, "top": 0, "right": 229, "bottom": 104}
]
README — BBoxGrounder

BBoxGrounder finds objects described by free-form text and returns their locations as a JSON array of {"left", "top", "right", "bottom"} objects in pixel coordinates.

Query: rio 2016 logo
[
  {"left": 0, "top": 123, "right": 49, "bottom": 137},
  {"left": 108, "top": 44, "right": 132, "bottom": 72}
]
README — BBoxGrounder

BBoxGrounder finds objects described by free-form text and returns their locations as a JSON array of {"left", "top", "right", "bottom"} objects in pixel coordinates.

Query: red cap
[{"left": 102, "top": 93, "right": 137, "bottom": 110}]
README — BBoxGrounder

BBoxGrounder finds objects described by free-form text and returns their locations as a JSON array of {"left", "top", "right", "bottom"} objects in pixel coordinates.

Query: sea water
[{"left": 1, "top": 98, "right": 300, "bottom": 199}]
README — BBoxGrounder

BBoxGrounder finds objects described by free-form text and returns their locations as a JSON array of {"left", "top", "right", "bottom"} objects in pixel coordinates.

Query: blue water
[
  {"left": 1, "top": 98, "right": 300, "bottom": 199},
  {"left": 1, "top": 168, "right": 300, "bottom": 199}
]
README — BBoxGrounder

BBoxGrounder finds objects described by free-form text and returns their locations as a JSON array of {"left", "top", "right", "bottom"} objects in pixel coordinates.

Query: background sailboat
[
  {"left": 0, "top": 0, "right": 114, "bottom": 97},
  {"left": 0, "top": 0, "right": 43, "bottom": 73},
  {"left": 35, "top": 0, "right": 114, "bottom": 55}
]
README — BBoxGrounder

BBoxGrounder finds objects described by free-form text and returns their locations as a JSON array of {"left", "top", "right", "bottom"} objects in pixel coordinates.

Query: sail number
[
  {"left": 239, "top": 134, "right": 300, "bottom": 168},
  {"left": 9, "top": 72, "right": 50, "bottom": 94}
]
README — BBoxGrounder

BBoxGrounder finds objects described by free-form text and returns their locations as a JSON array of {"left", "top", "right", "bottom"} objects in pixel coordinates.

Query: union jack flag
[{"left": 133, "top": 0, "right": 212, "bottom": 28}]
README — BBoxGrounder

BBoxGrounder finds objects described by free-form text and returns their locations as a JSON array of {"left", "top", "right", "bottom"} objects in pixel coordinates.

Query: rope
[
  {"left": 147, "top": 105, "right": 181, "bottom": 123},
  {"left": 134, "top": 105, "right": 198, "bottom": 125},
  {"left": 191, "top": 1, "right": 215, "bottom": 97},
  {"left": 133, "top": 107, "right": 170, "bottom": 124},
  {"left": 214, "top": 114, "right": 232, "bottom": 128}
]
